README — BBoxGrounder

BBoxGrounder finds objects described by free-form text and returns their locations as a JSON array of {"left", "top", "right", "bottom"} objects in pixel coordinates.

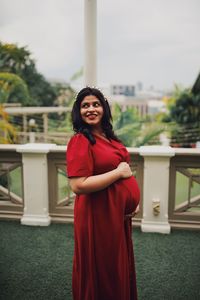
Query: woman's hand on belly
[
  {"left": 124, "top": 204, "right": 140, "bottom": 220},
  {"left": 116, "top": 162, "right": 132, "bottom": 178}
]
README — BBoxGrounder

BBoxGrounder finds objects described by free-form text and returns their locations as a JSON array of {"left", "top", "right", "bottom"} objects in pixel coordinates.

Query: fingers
[
  {"left": 117, "top": 162, "right": 132, "bottom": 178},
  {"left": 126, "top": 212, "right": 136, "bottom": 218},
  {"left": 124, "top": 207, "right": 140, "bottom": 220},
  {"left": 134, "top": 204, "right": 140, "bottom": 214}
]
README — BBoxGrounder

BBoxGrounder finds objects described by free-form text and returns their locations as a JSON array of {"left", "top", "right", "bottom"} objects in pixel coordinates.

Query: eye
[
  {"left": 94, "top": 102, "right": 101, "bottom": 107},
  {"left": 81, "top": 103, "right": 89, "bottom": 108}
]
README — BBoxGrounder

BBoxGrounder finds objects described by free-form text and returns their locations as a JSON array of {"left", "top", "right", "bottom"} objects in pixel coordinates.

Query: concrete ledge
[
  {"left": 17, "top": 143, "right": 56, "bottom": 154},
  {"left": 139, "top": 145, "right": 175, "bottom": 157},
  {"left": 141, "top": 220, "right": 171, "bottom": 234},
  {"left": 21, "top": 215, "right": 51, "bottom": 226}
]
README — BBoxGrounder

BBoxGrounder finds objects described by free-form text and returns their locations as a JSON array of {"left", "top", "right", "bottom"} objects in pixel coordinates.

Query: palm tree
[
  {"left": 0, "top": 106, "right": 16, "bottom": 144},
  {"left": 112, "top": 103, "right": 164, "bottom": 147},
  {"left": 0, "top": 72, "right": 30, "bottom": 105}
]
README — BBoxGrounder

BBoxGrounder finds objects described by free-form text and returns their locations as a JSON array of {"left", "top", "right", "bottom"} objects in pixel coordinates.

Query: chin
[{"left": 85, "top": 121, "right": 100, "bottom": 126}]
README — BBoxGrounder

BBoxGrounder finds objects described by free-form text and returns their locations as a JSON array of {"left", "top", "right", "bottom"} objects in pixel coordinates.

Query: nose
[{"left": 88, "top": 104, "right": 95, "bottom": 111}]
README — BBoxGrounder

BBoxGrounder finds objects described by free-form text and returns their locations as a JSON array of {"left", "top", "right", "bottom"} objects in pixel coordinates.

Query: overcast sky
[{"left": 0, "top": 0, "right": 200, "bottom": 91}]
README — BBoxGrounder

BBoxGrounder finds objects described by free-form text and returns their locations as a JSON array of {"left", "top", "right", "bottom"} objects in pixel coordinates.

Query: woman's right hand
[
  {"left": 69, "top": 161, "right": 133, "bottom": 194},
  {"left": 117, "top": 162, "right": 132, "bottom": 179}
]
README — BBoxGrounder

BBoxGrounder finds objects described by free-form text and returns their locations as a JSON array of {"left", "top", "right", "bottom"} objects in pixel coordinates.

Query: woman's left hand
[{"left": 124, "top": 204, "right": 140, "bottom": 220}]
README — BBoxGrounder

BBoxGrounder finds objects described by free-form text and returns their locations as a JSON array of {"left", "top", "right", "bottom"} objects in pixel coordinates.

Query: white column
[
  {"left": 17, "top": 143, "right": 56, "bottom": 226},
  {"left": 84, "top": 0, "right": 97, "bottom": 86},
  {"left": 139, "top": 146, "right": 175, "bottom": 234}
]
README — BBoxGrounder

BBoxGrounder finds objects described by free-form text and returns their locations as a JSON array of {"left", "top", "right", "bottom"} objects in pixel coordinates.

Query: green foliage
[
  {"left": 134, "top": 123, "right": 164, "bottom": 147},
  {"left": 170, "top": 92, "right": 200, "bottom": 126},
  {"left": 112, "top": 104, "right": 138, "bottom": 145},
  {"left": 0, "top": 105, "right": 17, "bottom": 143},
  {"left": 0, "top": 42, "right": 33, "bottom": 75},
  {"left": 115, "top": 123, "right": 141, "bottom": 146},
  {"left": 48, "top": 112, "right": 72, "bottom": 133},
  {"left": 163, "top": 87, "right": 200, "bottom": 147},
  {"left": 0, "top": 72, "right": 30, "bottom": 105},
  {"left": 0, "top": 41, "right": 56, "bottom": 106},
  {"left": 53, "top": 83, "right": 76, "bottom": 107},
  {"left": 112, "top": 103, "right": 164, "bottom": 147},
  {"left": 24, "top": 67, "right": 57, "bottom": 106},
  {"left": 163, "top": 86, "right": 200, "bottom": 126}
]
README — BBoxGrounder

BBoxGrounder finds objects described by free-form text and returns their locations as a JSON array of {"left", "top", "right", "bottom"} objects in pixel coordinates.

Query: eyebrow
[{"left": 81, "top": 100, "right": 101, "bottom": 104}]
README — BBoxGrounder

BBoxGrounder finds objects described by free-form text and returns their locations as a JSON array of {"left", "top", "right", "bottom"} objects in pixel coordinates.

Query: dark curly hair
[{"left": 71, "top": 87, "right": 120, "bottom": 144}]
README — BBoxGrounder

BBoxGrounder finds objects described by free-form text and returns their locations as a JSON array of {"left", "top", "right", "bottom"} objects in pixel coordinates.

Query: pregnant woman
[{"left": 66, "top": 87, "right": 140, "bottom": 300}]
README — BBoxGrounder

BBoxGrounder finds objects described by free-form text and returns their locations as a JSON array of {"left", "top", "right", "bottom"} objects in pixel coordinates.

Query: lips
[{"left": 86, "top": 113, "right": 98, "bottom": 119}]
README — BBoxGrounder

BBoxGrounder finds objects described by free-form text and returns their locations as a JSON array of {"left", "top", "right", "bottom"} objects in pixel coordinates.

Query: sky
[{"left": 0, "top": 0, "right": 200, "bottom": 91}]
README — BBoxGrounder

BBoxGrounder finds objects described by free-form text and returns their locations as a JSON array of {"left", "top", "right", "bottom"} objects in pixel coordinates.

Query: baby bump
[{"left": 116, "top": 176, "right": 140, "bottom": 214}]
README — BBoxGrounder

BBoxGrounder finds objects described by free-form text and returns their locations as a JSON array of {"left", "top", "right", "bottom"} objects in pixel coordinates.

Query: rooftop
[{"left": 1, "top": 220, "right": 200, "bottom": 300}]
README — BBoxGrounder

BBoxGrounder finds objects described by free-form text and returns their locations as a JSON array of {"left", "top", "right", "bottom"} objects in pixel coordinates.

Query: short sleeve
[
  {"left": 123, "top": 146, "right": 130, "bottom": 163},
  {"left": 127, "top": 151, "right": 131, "bottom": 163},
  {"left": 66, "top": 133, "right": 94, "bottom": 177},
  {"left": 118, "top": 142, "right": 130, "bottom": 163}
]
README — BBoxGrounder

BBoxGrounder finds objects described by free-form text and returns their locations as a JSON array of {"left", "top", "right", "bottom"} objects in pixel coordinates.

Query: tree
[
  {"left": 53, "top": 83, "right": 76, "bottom": 107},
  {"left": 0, "top": 105, "right": 16, "bottom": 143},
  {"left": 112, "top": 103, "right": 164, "bottom": 147},
  {"left": 0, "top": 42, "right": 56, "bottom": 106},
  {"left": 163, "top": 87, "right": 200, "bottom": 147},
  {"left": 0, "top": 72, "right": 30, "bottom": 105},
  {"left": 0, "top": 43, "right": 33, "bottom": 75},
  {"left": 170, "top": 92, "right": 200, "bottom": 126}
]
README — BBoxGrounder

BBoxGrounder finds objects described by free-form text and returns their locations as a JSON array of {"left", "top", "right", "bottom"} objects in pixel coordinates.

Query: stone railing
[{"left": 0, "top": 144, "right": 200, "bottom": 233}]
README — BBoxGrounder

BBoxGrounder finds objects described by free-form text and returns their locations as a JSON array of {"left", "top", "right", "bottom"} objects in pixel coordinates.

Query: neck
[{"left": 91, "top": 126, "right": 104, "bottom": 136}]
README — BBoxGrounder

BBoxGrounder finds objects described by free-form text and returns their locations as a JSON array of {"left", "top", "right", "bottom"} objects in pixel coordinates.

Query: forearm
[{"left": 69, "top": 168, "right": 121, "bottom": 194}]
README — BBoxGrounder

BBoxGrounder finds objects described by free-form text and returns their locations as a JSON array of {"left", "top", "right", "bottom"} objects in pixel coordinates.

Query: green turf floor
[{"left": 0, "top": 221, "right": 200, "bottom": 300}]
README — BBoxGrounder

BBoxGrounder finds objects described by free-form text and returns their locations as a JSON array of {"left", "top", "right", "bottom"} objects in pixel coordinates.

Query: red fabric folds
[{"left": 66, "top": 133, "right": 140, "bottom": 300}]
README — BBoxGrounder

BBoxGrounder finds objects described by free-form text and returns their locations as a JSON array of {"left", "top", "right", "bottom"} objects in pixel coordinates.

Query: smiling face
[{"left": 80, "top": 95, "right": 104, "bottom": 130}]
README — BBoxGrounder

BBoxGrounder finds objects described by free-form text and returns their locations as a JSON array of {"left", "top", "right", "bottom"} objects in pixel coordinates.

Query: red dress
[{"left": 66, "top": 133, "right": 140, "bottom": 300}]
